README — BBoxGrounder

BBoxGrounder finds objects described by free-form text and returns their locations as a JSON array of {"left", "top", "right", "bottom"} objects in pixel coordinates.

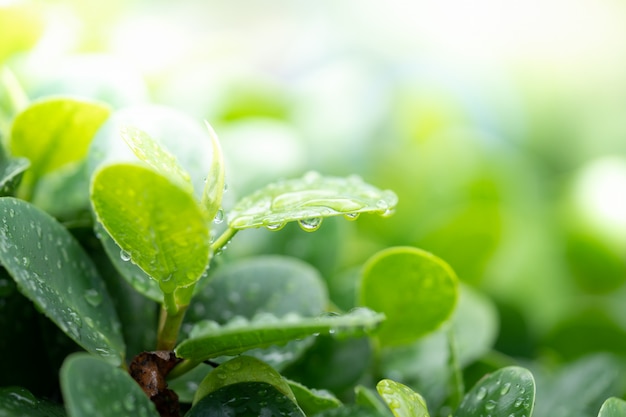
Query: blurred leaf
[
  {"left": 193, "top": 356, "right": 295, "bottom": 405},
  {"left": 287, "top": 379, "right": 342, "bottom": 415},
  {"left": 0, "top": 197, "right": 125, "bottom": 365},
  {"left": 200, "top": 121, "right": 225, "bottom": 223},
  {"left": 377, "top": 379, "right": 430, "bottom": 417},
  {"left": 359, "top": 246, "right": 458, "bottom": 346},
  {"left": 175, "top": 308, "right": 384, "bottom": 362},
  {"left": 0, "top": 386, "right": 65, "bottom": 417},
  {"left": 60, "top": 353, "right": 159, "bottom": 417},
  {"left": 185, "top": 255, "right": 327, "bottom": 368},
  {"left": 168, "top": 363, "right": 213, "bottom": 404},
  {"left": 120, "top": 126, "right": 193, "bottom": 193},
  {"left": 0, "top": 144, "right": 29, "bottom": 196},
  {"left": 91, "top": 163, "right": 210, "bottom": 296},
  {"left": 598, "top": 397, "right": 626, "bottom": 417},
  {"left": 314, "top": 405, "right": 389, "bottom": 417},
  {"left": 355, "top": 385, "right": 394, "bottom": 416},
  {"left": 0, "top": 3, "right": 43, "bottom": 63},
  {"left": 228, "top": 171, "right": 397, "bottom": 231},
  {"left": 10, "top": 97, "right": 110, "bottom": 200},
  {"left": 454, "top": 366, "right": 535, "bottom": 417},
  {"left": 187, "top": 381, "right": 304, "bottom": 417}
]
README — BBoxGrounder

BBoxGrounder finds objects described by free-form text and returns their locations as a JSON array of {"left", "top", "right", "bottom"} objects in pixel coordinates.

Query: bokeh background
[{"left": 3, "top": 0, "right": 626, "bottom": 375}]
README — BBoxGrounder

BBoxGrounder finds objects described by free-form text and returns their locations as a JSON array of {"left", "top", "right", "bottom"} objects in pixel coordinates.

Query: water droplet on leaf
[
  {"left": 476, "top": 387, "right": 488, "bottom": 400},
  {"left": 214, "top": 208, "right": 225, "bottom": 224},
  {"left": 298, "top": 217, "right": 322, "bottom": 232},
  {"left": 84, "top": 289, "right": 103, "bottom": 307},
  {"left": 120, "top": 250, "right": 131, "bottom": 262},
  {"left": 344, "top": 212, "right": 360, "bottom": 221}
]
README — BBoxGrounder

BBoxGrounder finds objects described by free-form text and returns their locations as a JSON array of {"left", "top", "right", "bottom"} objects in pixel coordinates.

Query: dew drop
[
  {"left": 298, "top": 217, "right": 322, "bottom": 232},
  {"left": 84, "top": 289, "right": 103, "bottom": 307},
  {"left": 500, "top": 382, "right": 511, "bottom": 395},
  {"left": 344, "top": 212, "right": 360, "bottom": 221},
  {"left": 514, "top": 398, "right": 524, "bottom": 408},
  {"left": 485, "top": 400, "right": 497, "bottom": 411},
  {"left": 476, "top": 387, "right": 488, "bottom": 400},
  {"left": 265, "top": 222, "right": 285, "bottom": 231},
  {"left": 223, "top": 183, "right": 229, "bottom": 192},
  {"left": 214, "top": 208, "right": 225, "bottom": 224},
  {"left": 120, "top": 250, "right": 131, "bottom": 262}
]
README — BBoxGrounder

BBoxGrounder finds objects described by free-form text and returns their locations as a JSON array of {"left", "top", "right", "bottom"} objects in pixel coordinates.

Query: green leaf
[
  {"left": 91, "top": 163, "right": 210, "bottom": 296},
  {"left": 355, "top": 385, "right": 394, "bottom": 416},
  {"left": 168, "top": 363, "right": 213, "bottom": 404},
  {"left": 193, "top": 356, "right": 296, "bottom": 405},
  {"left": 120, "top": 125, "right": 193, "bottom": 193},
  {"left": 0, "top": 197, "right": 125, "bottom": 365},
  {"left": 598, "top": 397, "right": 626, "bottom": 417},
  {"left": 228, "top": 171, "right": 398, "bottom": 231},
  {"left": 175, "top": 308, "right": 384, "bottom": 362},
  {"left": 454, "top": 366, "right": 535, "bottom": 417},
  {"left": 10, "top": 97, "right": 110, "bottom": 200},
  {"left": 60, "top": 353, "right": 159, "bottom": 417},
  {"left": 287, "top": 379, "right": 342, "bottom": 415},
  {"left": 315, "top": 405, "right": 389, "bottom": 417},
  {"left": 359, "top": 246, "right": 458, "bottom": 345},
  {"left": 185, "top": 255, "right": 328, "bottom": 368},
  {"left": 187, "top": 382, "right": 305, "bottom": 417},
  {"left": 0, "top": 386, "right": 65, "bottom": 417},
  {"left": 0, "top": 144, "right": 29, "bottom": 196},
  {"left": 377, "top": 379, "right": 430, "bottom": 417},
  {"left": 0, "top": 3, "right": 44, "bottom": 63},
  {"left": 200, "top": 121, "right": 226, "bottom": 222}
]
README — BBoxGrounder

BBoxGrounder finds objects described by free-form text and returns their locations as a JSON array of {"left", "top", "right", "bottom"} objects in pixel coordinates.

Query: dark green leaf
[
  {"left": 0, "top": 197, "right": 125, "bottom": 365},
  {"left": 377, "top": 379, "right": 430, "bottom": 417},
  {"left": 598, "top": 397, "right": 626, "bottom": 417},
  {"left": 187, "top": 382, "right": 305, "bottom": 417},
  {"left": 360, "top": 246, "right": 458, "bottom": 345},
  {"left": 0, "top": 386, "right": 65, "bottom": 417},
  {"left": 60, "top": 353, "right": 159, "bottom": 417},
  {"left": 355, "top": 385, "right": 393, "bottom": 416},
  {"left": 228, "top": 171, "right": 397, "bottom": 231},
  {"left": 0, "top": 144, "right": 29, "bottom": 196},
  {"left": 454, "top": 366, "right": 535, "bottom": 417},
  {"left": 175, "top": 308, "right": 384, "bottom": 362}
]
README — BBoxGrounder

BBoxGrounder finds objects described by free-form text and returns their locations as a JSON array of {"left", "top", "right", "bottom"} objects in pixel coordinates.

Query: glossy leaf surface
[
  {"left": 377, "top": 379, "right": 430, "bottom": 417},
  {"left": 193, "top": 356, "right": 295, "bottom": 404},
  {"left": 598, "top": 397, "right": 626, "bottom": 417},
  {"left": 175, "top": 308, "right": 384, "bottom": 362},
  {"left": 0, "top": 386, "right": 65, "bottom": 417},
  {"left": 10, "top": 97, "right": 110, "bottom": 198},
  {"left": 0, "top": 197, "right": 124, "bottom": 365},
  {"left": 360, "top": 246, "right": 458, "bottom": 345},
  {"left": 187, "top": 382, "right": 305, "bottom": 417},
  {"left": 455, "top": 366, "right": 535, "bottom": 417},
  {"left": 60, "top": 354, "right": 159, "bottom": 417},
  {"left": 91, "top": 163, "right": 210, "bottom": 294},
  {"left": 227, "top": 171, "right": 397, "bottom": 231}
]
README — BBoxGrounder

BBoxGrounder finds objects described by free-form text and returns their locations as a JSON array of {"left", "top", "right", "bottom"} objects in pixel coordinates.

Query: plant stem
[
  {"left": 157, "top": 301, "right": 189, "bottom": 351},
  {"left": 446, "top": 326, "right": 464, "bottom": 411},
  {"left": 211, "top": 227, "right": 237, "bottom": 254}
]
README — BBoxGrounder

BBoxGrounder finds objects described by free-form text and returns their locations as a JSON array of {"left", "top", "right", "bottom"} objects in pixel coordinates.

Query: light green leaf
[
  {"left": 90, "top": 163, "right": 210, "bottom": 296},
  {"left": 228, "top": 171, "right": 398, "bottom": 231},
  {"left": 355, "top": 385, "right": 394, "bottom": 416},
  {"left": 200, "top": 121, "right": 225, "bottom": 222},
  {"left": 0, "top": 144, "right": 29, "bottom": 196},
  {"left": 187, "top": 382, "right": 305, "bottom": 417},
  {"left": 175, "top": 308, "right": 384, "bottom": 362},
  {"left": 0, "top": 386, "right": 65, "bottom": 417},
  {"left": 377, "top": 379, "right": 430, "bottom": 417},
  {"left": 287, "top": 379, "right": 342, "bottom": 415},
  {"left": 10, "top": 97, "right": 110, "bottom": 200},
  {"left": 0, "top": 197, "right": 125, "bottom": 365},
  {"left": 598, "top": 397, "right": 626, "bottom": 417},
  {"left": 60, "top": 353, "right": 159, "bottom": 417},
  {"left": 193, "top": 356, "right": 296, "bottom": 405},
  {"left": 120, "top": 125, "right": 193, "bottom": 193},
  {"left": 0, "top": 3, "right": 43, "bottom": 63},
  {"left": 454, "top": 366, "right": 535, "bottom": 417},
  {"left": 359, "top": 246, "right": 458, "bottom": 346}
]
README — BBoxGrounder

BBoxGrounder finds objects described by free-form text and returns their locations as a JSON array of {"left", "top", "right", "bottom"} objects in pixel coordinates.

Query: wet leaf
[
  {"left": 60, "top": 353, "right": 160, "bottom": 417},
  {"left": 187, "top": 381, "right": 305, "bottom": 417},
  {"left": 193, "top": 356, "right": 295, "bottom": 405},
  {"left": 377, "top": 379, "right": 430, "bottom": 417},
  {"left": 91, "top": 163, "right": 210, "bottom": 296},
  {"left": 227, "top": 171, "right": 397, "bottom": 231},
  {"left": 598, "top": 397, "right": 626, "bottom": 417},
  {"left": 287, "top": 379, "right": 342, "bottom": 415},
  {"left": 454, "top": 366, "right": 535, "bottom": 417},
  {"left": 359, "top": 246, "right": 458, "bottom": 345},
  {"left": 10, "top": 97, "right": 110, "bottom": 200},
  {"left": 0, "top": 386, "right": 65, "bottom": 417},
  {"left": 0, "top": 197, "right": 125, "bottom": 365},
  {"left": 200, "top": 121, "right": 226, "bottom": 222},
  {"left": 175, "top": 308, "right": 384, "bottom": 362}
]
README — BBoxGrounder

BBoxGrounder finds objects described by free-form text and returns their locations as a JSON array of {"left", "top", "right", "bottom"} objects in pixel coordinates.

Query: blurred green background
[{"left": 2, "top": 0, "right": 626, "bottom": 366}]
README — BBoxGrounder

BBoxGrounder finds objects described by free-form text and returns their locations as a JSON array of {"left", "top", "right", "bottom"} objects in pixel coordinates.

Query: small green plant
[{"left": 0, "top": 96, "right": 624, "bottom": 417}]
